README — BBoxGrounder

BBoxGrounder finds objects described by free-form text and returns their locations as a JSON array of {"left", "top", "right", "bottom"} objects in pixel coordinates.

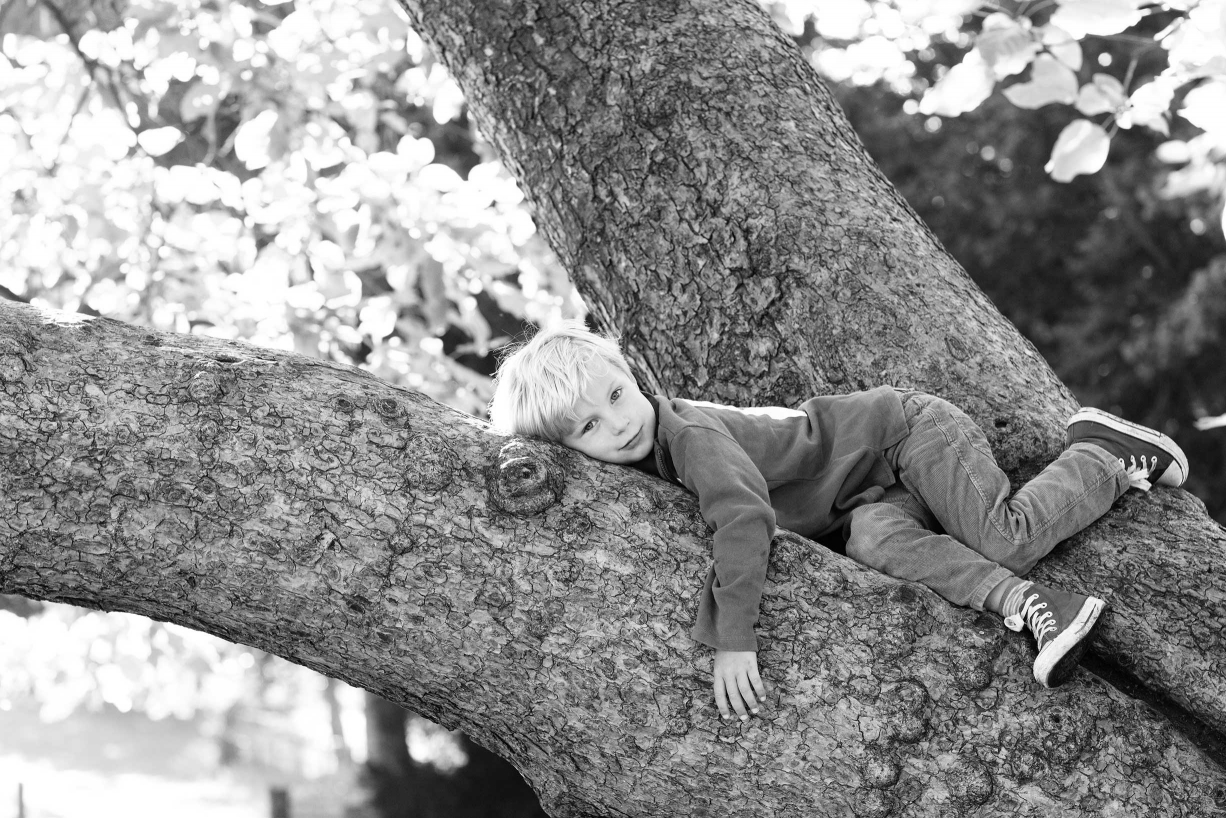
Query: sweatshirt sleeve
[{"left": 670, "top": 426, "right": 776, "bottom": 652}]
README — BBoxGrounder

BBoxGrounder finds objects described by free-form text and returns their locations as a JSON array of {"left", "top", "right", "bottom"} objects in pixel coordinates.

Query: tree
[{"left": 4, "top": 1, "right": 1226, "bottom": 817}]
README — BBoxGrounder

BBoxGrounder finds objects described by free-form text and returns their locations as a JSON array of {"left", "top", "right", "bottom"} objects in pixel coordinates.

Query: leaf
[
  {"left": 1179, "top": 79, "right": 1226, "bottom": 137},
  {"left": 1040, "top": 24, "right": 1083, "bottom": 71},
  {"left": 1155, "top": 140, "right": 1191, "bottom": 164},
  {"left": 1075, "top": 74, "right": 1126, "bottom": 116},
  {"left": 1002, "top": 54, "right": 1079, "bottom": 109},
  {"left": 418, "top": 163, "right": 464, "bottom": 193},
  {"left": 309, "top": 239, "right": 348, "bottom": 272},
  {"left": 1045, "top": 119, "right": 1111, "bottom": 181},
  {"left": 1048, "top": 0, "right": 1146, "bottom": 38},
  {"left": 1120, "top": 76, "right": 1177, "bottom": 133},
  {"left": 1195, "top": 412, "right": 1226, "bottom": 431},
  {"left": 397, "top": 135, "right": 436, "bottom": 171},
  {"left": 977, "top": 13, "right": 1040, "bottom": 79},
  {"left": 136, "top": 126, "right": 183, "bottom": 157},
  {"left": 359, "top": 296, "right": 398, "bottom": 340},
  {"left": 234, "top": 109, "right": 280, "bottom": 169},
  {"left": 918, "top": 50, "right": 995, "bottom": 116}
]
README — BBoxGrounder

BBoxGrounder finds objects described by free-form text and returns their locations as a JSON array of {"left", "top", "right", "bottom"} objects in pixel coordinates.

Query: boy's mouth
[{"left": 621, "top": 428, "right": 641, "bottom": 450}]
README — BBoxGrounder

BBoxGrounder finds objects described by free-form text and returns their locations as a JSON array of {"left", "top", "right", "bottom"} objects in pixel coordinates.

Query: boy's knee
[{"left": 845, "top": 503, "right": 907, "bottom": 565}]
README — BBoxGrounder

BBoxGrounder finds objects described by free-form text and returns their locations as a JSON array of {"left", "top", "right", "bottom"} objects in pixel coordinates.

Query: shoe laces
[
  {"left": 1120, "top": 455, "right": 1156, "bottom": 492},
  {"left": 1004, "top": 592, "right": 1057, "bottom": 646}
]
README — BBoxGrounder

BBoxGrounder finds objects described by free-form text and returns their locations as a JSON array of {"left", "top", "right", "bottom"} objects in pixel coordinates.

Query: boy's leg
[
  {"left": 845, "top": 486, "right": 1014, "bottom": 611},
  {"left": 847, "top": 487, "right": 1107, "bottom": 688},
  {"left": 886, "top": 392, "right": 1128, "bottom": 575}
]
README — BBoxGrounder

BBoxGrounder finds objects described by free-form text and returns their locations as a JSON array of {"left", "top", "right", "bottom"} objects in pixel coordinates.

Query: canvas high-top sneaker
[
  {"left": 1004, "top": 582, "right": 1106, "bottom": 688},
  {"left": 1066, "top": 408, "right": 1188, "bottom": 491}
]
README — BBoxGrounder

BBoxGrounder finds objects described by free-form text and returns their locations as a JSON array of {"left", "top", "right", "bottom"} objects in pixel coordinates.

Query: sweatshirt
[{"left": 648, "top": 386, "right": 910, "bottom": 652}]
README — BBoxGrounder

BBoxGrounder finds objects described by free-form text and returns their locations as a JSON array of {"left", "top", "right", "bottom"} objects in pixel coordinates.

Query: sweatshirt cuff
[{"left": 691, "top": 624, "right": 759, "bottom": 653}]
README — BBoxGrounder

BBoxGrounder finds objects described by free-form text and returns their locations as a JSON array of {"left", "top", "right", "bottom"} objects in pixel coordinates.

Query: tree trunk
[
  {"left": 397, "top": 0, "right": 1226, "bottom": 749},
  {"left": 2, "top": 303, "right": 1225, "bottom": 818},
  {"left": 366, "top": 693, "right": 413, "bottom": 778}
]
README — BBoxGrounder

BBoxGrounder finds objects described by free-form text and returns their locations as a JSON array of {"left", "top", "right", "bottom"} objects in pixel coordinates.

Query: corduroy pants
[{"left": 845, "top": 392, "right": 1128, "bottom": 610}]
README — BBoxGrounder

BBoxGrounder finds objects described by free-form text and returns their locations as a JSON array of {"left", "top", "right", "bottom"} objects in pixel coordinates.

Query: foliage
[
  {"left": 0, "top": 0, "right": 581, "bottom": 418},
  {"left": 764, "top": 1, "right": 1226, "bottom": 216},
  {"left": 0, "top": 600, "right": 256, "bottom": 721}
]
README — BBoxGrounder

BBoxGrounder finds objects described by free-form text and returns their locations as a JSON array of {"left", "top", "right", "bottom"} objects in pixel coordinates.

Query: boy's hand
[{"left": 713, "top": 649, "right": 766, "bottom": 721}]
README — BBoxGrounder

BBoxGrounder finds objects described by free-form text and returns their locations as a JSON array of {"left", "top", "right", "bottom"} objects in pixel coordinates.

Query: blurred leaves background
[
  {"left": 2, "top": 0, "right": 1225, "bottom": 813},
  {"left": 0, "top": 0, "right": 582, "bottom": 416}
]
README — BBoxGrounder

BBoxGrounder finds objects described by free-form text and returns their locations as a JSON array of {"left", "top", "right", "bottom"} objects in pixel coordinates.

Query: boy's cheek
[{"left": 567, "top": 438, "right": 616, "bottom": 463}]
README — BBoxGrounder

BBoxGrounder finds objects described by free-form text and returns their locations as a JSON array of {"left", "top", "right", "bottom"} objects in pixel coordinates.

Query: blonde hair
[{"left": 488, "top": 319, "right": 632, "bottom": 440}]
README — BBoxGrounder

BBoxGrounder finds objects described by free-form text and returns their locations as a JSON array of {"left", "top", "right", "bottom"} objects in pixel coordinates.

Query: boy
[{"left": 488, "top": 321, "right": 1188, "bottom": 722}]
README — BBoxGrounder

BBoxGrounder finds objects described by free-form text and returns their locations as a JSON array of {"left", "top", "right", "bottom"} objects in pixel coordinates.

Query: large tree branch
[
  {"left": 398, "top": 0, "right": 1226, "bottom": 743},
  {"left": 2, "top": 301, "right": 1225, "bottom": 816}
]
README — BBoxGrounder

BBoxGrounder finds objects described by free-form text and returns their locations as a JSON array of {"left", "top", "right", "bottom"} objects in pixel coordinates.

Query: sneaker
[
  {"left": 1004, "top": 582, "right": 1106, "bottom": 688},
  {"left": 1066, "top": 407, "right": 1188, "bottom": 490}
]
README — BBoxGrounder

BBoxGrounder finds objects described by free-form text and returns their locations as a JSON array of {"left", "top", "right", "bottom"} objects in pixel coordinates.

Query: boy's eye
[
  {"left": 611, "top": 388, "right": 622, "bottom": 403},
  {"left": 582, "top": 420, "right": 596, "bottom": 434}
]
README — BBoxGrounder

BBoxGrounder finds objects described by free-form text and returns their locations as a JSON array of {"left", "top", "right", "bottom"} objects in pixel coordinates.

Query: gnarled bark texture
[
  {"left": 397, "top": 0, "right": 1226, "bottom": 746},
  {"left": 2, "top": 303, "right": 1226, "bottom": 818},
  {"left": 8, "top": 0, "right": 1226, "bottom": 814}
]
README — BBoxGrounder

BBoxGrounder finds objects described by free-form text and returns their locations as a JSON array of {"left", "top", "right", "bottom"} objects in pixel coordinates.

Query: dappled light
[{"left": 2, "top": 0, "right": 1226, "bottom": 813}]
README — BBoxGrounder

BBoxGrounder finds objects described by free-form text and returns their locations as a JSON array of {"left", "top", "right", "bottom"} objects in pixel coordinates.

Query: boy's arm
[{"left": 670, "top": 427, "right": 776, "bottom": 717}]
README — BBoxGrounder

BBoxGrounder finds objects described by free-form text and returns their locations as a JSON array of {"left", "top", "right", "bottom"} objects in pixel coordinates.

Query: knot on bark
[
  {"left": 0, "top": 353, "right": 26, "bottom": 383},
  {"left": 881, "top": 678, "right": 932, "bottom": 744},
  {"left": 403, "top": 434, "right": 459, "bottom": 493},
  {"left": 373, "top": 397, "right": 406, "bottom": 424},
  {"left": 867, "top": 585, "right": 922, "bottom": 663},
  {"left": 486, "top": 440, "right": 565, "bottom": 516},
  {"left": 1039, "top": 704, "right": 1091, "bottom": 766},
  {"left": 1120, "top": 705, "right": 1173, "bottom": 769},
  {"left": 945, "top": 333, "right": 972, "bottom": 361},
  {"left": 1212, "top": 783, "right": 1226, "bottom": 812},
  {"left": 946, "top": 754, "right": 994, "bottom": 806},
  {"left": 331, "top": 394, "right": 360, "bottom": 415},
  {"left": 858, "top": 745, "right": 901, "bottom": 789},
  {"left": 852, "top": 788, "right": 897, "bottom": 818},
  {"left": 555, "top": 508, "right": 593, "bottom": 544},
  {"left": 294, "top": 529, "right": 337, "bottom": 565},
  {"left": 946, "top": 611, "right": 1006, "bottom": 692},
  {"left": 187, "top": 371, "right": 224, "bottom": 402}
]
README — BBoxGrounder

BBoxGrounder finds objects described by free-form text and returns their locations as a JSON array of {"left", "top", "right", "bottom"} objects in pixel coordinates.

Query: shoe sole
[
  {"left": 1033, "top": 596, "right": 1105, "bottom": 688},
  {"left": 1067, "top": 408, "right": 1189, "bottom": 487}
]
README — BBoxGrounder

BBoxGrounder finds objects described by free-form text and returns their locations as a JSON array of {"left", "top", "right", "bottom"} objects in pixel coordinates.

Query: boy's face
[{"left": 560, "top": 366, "right": 656, "bottom": 464}]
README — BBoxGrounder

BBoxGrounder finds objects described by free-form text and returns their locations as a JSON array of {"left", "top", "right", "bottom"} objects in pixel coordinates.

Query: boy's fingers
[
  {"left": 713, "top": 678, "right": 731, "bottom": 720},
  {"left": 749, "top": 667, "right": 767, "bottom": 699},
  {"left": 729, "top": 691, "right": 749, "bottom": 721},
  {"left": 722, "top": 673, "right": 749, "bottom": 720},
  {"left": 735, "top": 674, "right": 759, "bottom": 713}
]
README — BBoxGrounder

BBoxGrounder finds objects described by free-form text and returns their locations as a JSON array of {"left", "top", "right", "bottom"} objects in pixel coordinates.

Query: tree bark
[
  {"left": 396, "top": 0, "right": 1226, "bottom": 747},
  {"left": 9, "top": 0, "right": 1226, "bottom": 813},
  {"left": 3, "top": 303, "right": 1226, "bottom": 818}
]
